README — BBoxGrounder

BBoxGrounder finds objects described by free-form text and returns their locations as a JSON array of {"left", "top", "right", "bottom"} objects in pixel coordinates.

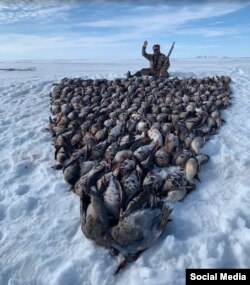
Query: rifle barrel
[{"left": 167, "top": 41, "right": 175, "bottom": 58}]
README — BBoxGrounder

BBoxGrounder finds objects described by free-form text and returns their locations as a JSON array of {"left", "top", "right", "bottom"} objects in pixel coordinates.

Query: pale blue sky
[{"left": 0, "top": 0, "right": 250, "bottom": 60}]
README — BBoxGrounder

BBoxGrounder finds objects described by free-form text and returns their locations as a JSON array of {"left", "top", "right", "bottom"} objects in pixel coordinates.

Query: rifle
[
  {"left": 160, "top": 42, "right": 175, "bottom": 76},
  {"left": 167, "top": 41, "right": 175, "bottom": 58}
]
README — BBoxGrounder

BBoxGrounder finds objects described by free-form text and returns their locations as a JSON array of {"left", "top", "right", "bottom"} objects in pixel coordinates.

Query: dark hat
[{"left": 153, "top": 44, "right": 160, "bottom": 50}]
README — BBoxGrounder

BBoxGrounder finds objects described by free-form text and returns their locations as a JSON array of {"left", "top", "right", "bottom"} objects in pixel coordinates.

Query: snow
[{"left": 0, "top": 58, "right": 250, "bottom": 285}]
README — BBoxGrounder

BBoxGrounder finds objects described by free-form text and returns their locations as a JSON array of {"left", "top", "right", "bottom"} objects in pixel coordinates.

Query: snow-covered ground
[{"left": 0, "top": 58, "right": 250, "bottom": 285}]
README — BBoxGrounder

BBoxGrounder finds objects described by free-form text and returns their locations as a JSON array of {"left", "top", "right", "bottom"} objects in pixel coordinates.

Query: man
[{"left": 127, "top": 40, "right": 171, "bottom": 78}]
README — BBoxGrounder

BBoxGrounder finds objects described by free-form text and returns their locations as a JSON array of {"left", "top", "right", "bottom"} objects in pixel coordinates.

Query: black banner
[{"left": 186, "top": 269, "right": 250, "bottom": 284}]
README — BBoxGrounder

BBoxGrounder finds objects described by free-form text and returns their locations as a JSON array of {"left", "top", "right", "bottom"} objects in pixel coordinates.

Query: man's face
[{"left": 153, "top": 47, "right": 160, "bottom": 55}]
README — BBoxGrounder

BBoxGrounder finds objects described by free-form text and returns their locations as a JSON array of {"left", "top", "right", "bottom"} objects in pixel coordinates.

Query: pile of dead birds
[{"left": 48, "top": 75, "right": 232, "bottom": 273}]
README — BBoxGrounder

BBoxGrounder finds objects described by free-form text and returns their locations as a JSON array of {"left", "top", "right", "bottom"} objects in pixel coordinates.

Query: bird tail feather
[{"left": 157, "top": 207, "right": 173, "bottom": 233}]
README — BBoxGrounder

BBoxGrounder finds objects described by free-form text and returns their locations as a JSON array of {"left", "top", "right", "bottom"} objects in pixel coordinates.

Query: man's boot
[{"left": 126, "top": 71, "right": 132, "bottom": 78}]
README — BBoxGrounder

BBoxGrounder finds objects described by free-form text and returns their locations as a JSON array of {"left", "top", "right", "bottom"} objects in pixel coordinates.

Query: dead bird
[
  {"left": 143, "top": 171, "right": 165, "bottom": 196},
  {"left": 113, "top": 150, "right": 134, "bottom": 164},
  {"left": 136, "top": 121, "right": 150, "bottom": 133},
  {"left": 154, "top": 147, "right": 171, "bottom": 167},
  {"left": 165, "top": 184, "right": 195, "bottom": 203},
  {"left": 130, "top": 135, "right": 151, "bottom": 152},
  {"left": 133, "top": 143, "right": 154, "bottom": 162},
  {"left": 80, "top": 192, "right": 111, "bottom": 247},
  {"left": 117, "top": 133, "right": 135, "bottom": 152},
  {"left": 164, "top": 132, "right": 179, "bottom": 153},
  {"left": 121, "top": 170, "right": 141, "bottom": 207},
  {"left": 173, "top": 147, "right": 193, "bottom": 167},
  {"left": 111, "top": 206, "right": 172, "bottom": 274},
  {"left": 108, "top": 122, "right": 124, "bottom": 143},
  {"left": 90, "top": 141, "right": 109, "bottom": 160},
  {"left": 105, "top": 142, "right": 119, "bottom": 164},
  {"left": 63, "top": 160, "right": 80, "bottom": 185},
  {"left": 79, "top": 160, "right": 98, "bottom": 177},
  {"left": 103, "top": 174, "right": 123, "bottom": 221},
  {"left": 195, "top": 153, "right": 210, "bottom": 168},
  {"left": 74, "top": 161, "right": 110, "bottom": 197},
  {"left": 147, "top": 127, "right": 163, "bottom": 147},
  {"left": 184, "top": 157, "right": 200, "bottom": 183},
  {"left": 112, "top": 159, "right": 136, "bottom": 178},
  {"left": 161, "top": 171, "right": 189, "bottom": 196},
  {"left": 190, "top": 136, "right": 205, "bottom": 154}
]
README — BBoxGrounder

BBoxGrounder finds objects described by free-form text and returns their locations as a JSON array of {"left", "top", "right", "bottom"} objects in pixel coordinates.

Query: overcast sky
[{"left": 0, "top": 0, "right": 250, "bottom": 60}]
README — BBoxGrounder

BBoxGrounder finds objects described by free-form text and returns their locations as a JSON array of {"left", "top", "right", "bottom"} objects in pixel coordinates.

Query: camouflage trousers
[{"left": 134, "top": 68, "right": 169, "bottom": 77}]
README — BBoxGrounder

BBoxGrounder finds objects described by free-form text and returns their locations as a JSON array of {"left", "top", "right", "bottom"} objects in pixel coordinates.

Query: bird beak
[{"left": 114, "top": 259, "right": 128, "bottom": 275}]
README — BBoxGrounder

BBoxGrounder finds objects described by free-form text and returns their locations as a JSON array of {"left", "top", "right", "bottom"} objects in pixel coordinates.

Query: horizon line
[{"left": 1, "top": 56, "right": 250, "bottom": 61}]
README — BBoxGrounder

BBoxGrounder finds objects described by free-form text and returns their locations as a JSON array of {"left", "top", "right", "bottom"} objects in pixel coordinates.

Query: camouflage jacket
[{"left": 142, "top": 46, "right": 169, "bottom": 72}]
